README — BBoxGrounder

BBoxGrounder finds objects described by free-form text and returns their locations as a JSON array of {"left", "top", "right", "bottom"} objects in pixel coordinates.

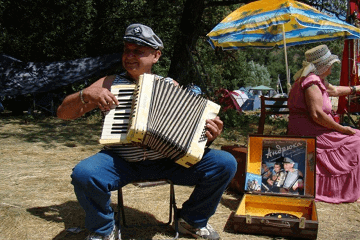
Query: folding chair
[{"left": 118, "top": 179, "right": 179, "bottom": 239}]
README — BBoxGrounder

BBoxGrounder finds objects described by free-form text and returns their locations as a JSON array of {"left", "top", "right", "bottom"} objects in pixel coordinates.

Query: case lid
[{"left": 244, "top": 134, "right": 316, "bottom": 198}]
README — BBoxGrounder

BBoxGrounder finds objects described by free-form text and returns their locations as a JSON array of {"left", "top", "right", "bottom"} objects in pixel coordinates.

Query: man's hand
[
  {"left": 83, "top": 86, "right": 119, "bottom": 112},
  {"left": 205, "top": 116, "right": 223, "bottom": 144}
]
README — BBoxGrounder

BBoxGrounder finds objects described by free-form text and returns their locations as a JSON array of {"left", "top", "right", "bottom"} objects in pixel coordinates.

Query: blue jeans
[{"left": 71, "top": 148, "right": 237, "bottom": 236}]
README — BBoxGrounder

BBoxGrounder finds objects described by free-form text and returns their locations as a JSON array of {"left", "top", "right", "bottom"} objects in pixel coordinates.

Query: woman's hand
[{"left": 341, "top": 126, "right": 357, "bottom": 135}]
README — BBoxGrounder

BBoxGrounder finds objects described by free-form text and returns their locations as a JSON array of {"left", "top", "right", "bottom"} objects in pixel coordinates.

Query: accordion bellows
[{"left": 100, "top": 73, "right": 221, "bottom": 168}]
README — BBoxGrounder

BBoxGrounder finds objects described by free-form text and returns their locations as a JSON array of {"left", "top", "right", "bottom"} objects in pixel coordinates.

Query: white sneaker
[
  {"left": 85, "top": 225, "right": 120, "bottom": 240},
  {"left": 176, "top": 218, "right": 220, "bottom": 240}
]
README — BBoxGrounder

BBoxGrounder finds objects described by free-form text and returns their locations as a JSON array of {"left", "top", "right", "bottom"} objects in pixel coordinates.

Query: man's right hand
[
  {"left": 57, "top": 75, "right": 119, "bottom": 120},
  {"left": 82, "top": 86, "right": 119, "bottom": 112}
]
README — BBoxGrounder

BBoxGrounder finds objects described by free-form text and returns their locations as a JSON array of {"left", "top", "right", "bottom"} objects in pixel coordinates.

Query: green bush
[{"left": 219, "top": 109, "right": 259, "bottom": 139}]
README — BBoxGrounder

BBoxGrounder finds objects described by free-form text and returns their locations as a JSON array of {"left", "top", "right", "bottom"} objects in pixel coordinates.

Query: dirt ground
[{"left": 1, "top": 113, "right": 360, "bottom": 240}]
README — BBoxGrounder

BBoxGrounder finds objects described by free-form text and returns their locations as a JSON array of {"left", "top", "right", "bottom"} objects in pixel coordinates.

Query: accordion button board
[{"left": 99, "top": 74, "right": 221, "bottom": 168}]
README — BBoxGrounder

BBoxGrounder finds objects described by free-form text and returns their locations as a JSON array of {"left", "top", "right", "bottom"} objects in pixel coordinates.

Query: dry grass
[{"left": 1, "top": 112, "right": 360, "bottom": 240}]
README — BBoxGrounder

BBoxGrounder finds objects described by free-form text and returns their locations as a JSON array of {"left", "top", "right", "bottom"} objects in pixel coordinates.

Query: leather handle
[{"left": 261, "top": 219, "right": 291, "bottom": 228}]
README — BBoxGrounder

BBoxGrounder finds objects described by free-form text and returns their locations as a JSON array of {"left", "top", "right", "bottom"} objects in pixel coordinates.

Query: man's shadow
[
  {"left": 219, "top": 190, "right": 243, "bottom": 234},
  {"left": 27, "top": 201, "right": 177, "bottom": 239}
]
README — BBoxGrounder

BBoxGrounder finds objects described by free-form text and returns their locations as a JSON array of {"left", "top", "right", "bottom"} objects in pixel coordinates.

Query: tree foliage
[
  {"left": 245, "top": 61, "right": 271, "bottom": 87},
  {"left": 0, "top": 0, "right": 351, "bottom": 97},
  {"left": 303, "top": 0, "right": 348, "bottom": 20},
  {"left": 1, "top": 0, "right": 96, "bottom": 61}
]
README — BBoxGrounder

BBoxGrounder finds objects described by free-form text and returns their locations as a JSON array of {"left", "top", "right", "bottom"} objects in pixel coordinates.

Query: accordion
[{"left": 99, "top": 73, "right": 221, "bottom": 168}]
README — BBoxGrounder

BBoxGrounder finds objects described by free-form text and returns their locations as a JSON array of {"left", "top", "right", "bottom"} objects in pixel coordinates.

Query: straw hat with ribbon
[{"left": 293, "top": 45, "right": 341, "bottom": 81}]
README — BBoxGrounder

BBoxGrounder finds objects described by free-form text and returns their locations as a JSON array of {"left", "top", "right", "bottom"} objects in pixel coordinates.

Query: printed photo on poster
[
  {"left": 245, "top": 173, "right": 262, "bottom": 192},
  {"left": 261, "top": 139, "right": 306, "bottom": 195}
]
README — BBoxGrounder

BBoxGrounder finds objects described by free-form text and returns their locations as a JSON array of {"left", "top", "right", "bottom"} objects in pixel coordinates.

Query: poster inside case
[
  {"left": 246, "top": 135, "right": 316, "bottom": 198},
  {"left": 261, "top": 138, "right": 307, "bottom": 195}
]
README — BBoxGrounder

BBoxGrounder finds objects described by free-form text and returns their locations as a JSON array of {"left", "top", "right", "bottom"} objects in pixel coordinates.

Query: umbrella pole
[
  {"left": 278, "top": 74, "right": 284, "bottom": 94},
  {"left": 282, "top": 24, "right": 291, "bottom": 94}
]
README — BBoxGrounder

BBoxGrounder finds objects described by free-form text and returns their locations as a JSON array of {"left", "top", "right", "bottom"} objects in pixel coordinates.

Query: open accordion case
[{"left": 227, "top": 135, "right": 318, "bottom": 239}]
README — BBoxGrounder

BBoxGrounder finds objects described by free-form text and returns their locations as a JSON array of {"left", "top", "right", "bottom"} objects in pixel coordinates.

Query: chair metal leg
[
  {"left": 169, "top": 180, "right": 179, "bottom": 239},
  {"left": 118, "top": 186, "right": 126, "bottom": 228},
  {"left": 117, "top": 180, "right": 179, "bottom": 239}
]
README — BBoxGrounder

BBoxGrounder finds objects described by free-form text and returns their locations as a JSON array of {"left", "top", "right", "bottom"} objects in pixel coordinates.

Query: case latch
[
  {"left": 246, "top": 215, "right": 252, "bottom": 224},
  {"left": 299, "top": 217, "right": 306, "bottom": 229}
]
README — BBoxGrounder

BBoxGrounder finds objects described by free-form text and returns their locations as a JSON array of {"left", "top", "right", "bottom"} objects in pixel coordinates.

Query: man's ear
[{"left": 153, "top": 50, "right": 162, "bottom": 64}]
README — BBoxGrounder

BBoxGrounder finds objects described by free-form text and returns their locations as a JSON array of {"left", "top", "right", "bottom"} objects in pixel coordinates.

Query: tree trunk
[{"left": 168, "top": 0, "right": 206, "bottom": 82}]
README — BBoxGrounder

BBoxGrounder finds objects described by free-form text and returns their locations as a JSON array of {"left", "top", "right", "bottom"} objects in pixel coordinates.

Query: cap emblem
[{"left": 133, "top": 26, "right": 142, "bottom": 35}]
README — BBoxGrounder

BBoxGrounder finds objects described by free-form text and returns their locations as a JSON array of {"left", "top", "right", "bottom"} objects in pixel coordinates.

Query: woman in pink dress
[{"left": 288, "top": 44, "right": 360, "bottom": 203}]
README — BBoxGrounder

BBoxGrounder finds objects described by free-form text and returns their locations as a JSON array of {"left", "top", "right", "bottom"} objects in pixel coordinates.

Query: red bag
[{"left": 331, "top": 110, "right": 340, "bottom": 123}]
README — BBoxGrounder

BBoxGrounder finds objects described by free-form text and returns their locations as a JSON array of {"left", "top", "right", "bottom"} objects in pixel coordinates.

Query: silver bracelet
[{"left": 79, "top": 90, "right": 88, "bottom": 104}]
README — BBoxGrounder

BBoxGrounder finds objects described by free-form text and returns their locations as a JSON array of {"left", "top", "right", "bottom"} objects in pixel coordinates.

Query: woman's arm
[
  {"left": 326, "top": 82, "right": 360, "bottom": 97},
  {"left": 305, "top": 84, "right": 356, "bottom": 135},
  {"left": 57, "top": 75, "right": 119, "bottom": 120}
]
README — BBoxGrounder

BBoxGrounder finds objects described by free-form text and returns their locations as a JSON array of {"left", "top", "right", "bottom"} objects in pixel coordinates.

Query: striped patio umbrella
[{"left": 207, "top": 0, "right": 360, "bottom": 89}]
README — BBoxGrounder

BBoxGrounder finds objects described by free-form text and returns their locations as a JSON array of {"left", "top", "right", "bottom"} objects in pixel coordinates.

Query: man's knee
[
  {"left": 206, "top": 149, "right": 237, "bottom": 178},
  {"left": 219, "top": 150, "right": 238, "bottom": 177},
  {"left": 71, "top": 159, "right": 96, "bottom": 186}
]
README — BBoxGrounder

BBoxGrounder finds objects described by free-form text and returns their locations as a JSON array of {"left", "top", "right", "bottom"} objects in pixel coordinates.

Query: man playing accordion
[
  {"left": 280, "top": 157, "right": 304, "bottom": 195},
  {"left": 57, "top": 23, "right": 237, "bottom": 240}
]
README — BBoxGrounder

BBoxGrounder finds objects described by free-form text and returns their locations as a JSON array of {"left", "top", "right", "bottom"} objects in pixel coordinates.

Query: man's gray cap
[
  {"left": 123, "top": 23, "right": 164, "bottom": 50},
  {"left": 283, "top": 157, "right": 295, "bottom": 164}
]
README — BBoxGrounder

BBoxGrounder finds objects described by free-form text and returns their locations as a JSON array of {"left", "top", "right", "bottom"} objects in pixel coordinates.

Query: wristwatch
[{"left": 351, "top": 86, "right": 356, "bottom": 95}]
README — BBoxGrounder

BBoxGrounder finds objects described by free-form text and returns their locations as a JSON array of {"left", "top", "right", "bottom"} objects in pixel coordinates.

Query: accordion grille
[{"left": 142, "top": 79, "right": 207, "bottom": 160}]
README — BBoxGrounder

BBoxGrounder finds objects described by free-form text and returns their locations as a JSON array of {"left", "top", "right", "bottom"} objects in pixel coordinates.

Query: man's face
[
  {"left": 122, "top": 42, "right": 161, "bottom": 80},
  {"left": 274, "top": 164, "right": 281, "bottom": 173},
  {"left": 262, "top": 163, "right": 269, "bottom": 171},
  {"left": 284, "top": 163, "right": 293, "bottom": 171}
]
